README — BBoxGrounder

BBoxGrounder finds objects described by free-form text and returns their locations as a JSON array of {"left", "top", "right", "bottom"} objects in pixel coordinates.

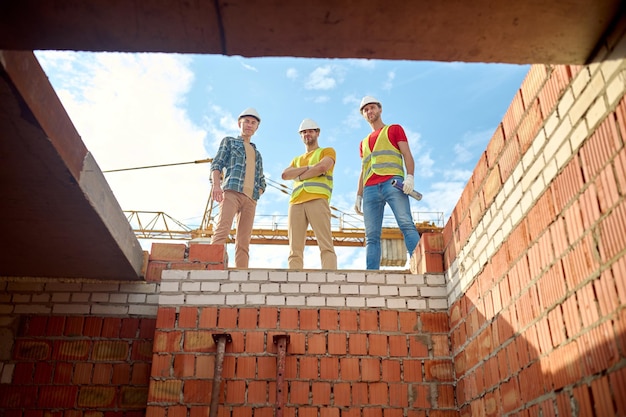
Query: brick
[
  {"left": 339, "top": 310, "right": 358, "bottom": 331},
  {"left": 579, "top": 321, "right": 619, "bottom": 376},
  {"left": 300, "top": 309, "right": 318, "bottom": 330},
  {"left": 245, "top": 331, "right": 265, "bottom": 353},
  {"left": 290, "top": 380, "right": 309, "bottom": 405},
  {"left": 53, "top": 362, "right": 72, "bottom": 384},
  {"left": 179, "top": 330, "right": 211, "bottom": 352},
  {"left": 519, "top": 361, "right": 545, "bottom": 403},
  {"left": 368, "top": 334, "right": 387, "bottom": 356},
  {"left": 320, "top": 408, "right": 340, "bottom": 417},
  {"left": 368, "top": 382, "right": 387, "bottom": 405},
  {"left": 217, "top": 307, "right": 237, "bottom": 328},
  {"left": 81, "top": 317, "right": 103, "bottom": 337},
  {"left": 424, "top": 360, "right": 454, "bottom": 381},
  {"left": 150, "top": 243, "right": 186, "bottom": 261},
  {"left": 564, "top": 234, "right": 599, "bottom": 289},
  {"left": 577, "top": 282, "right": 600, "bottom": 328},
  {"left": 151, "top": 353, "right": 172, "bottom": 377},
  {"left": 328, "top": 333, "right": 346, "bottom": 355},
  {"left": 389, "top": 335, "right": 408, "bottom": 357},
  {"left": 278, "top": 308, "right": 299, "bottom": 330},
  {"left": 257, "top": 357, "right": 276, "bottom": 379},
  {"left": 198, "top": 307, "right": 218, "bottom": 328},
  {"left": 232, "top": 308, "right": 256, "bottom": 330},
  {"left": 500, "top": 375, "right": 521, "bottom": 413},
  {"left": 339, "top": 357, "right": 359, "bottom": 381},
  {"left": 286, "top": 332, "right": 305, "bottom": 354},
  {"left": 14, "top": 340, "right": 51, "bottom": 361},
  {"left": 359, "top": 309, "right": 378, "bottom": 331},
  {"left": 154, "top": 330, "right": 183, "bottom": 353},
  {"left": 533, "top": 317, "right": 552, "bottom": 356},
  {"left": 380, "top": 310, "right": 398, "bottom": 331},
  {"left": 259, "top": 307, "right": 278, "bottom": 328},
  {"left": 352, "top": 382, "right": 368, "bottom": 406},
  {"left": 174, "top": 354, "right": 195, "bottom": 378},
  {"left": 147, "top": 407, "right": 167, "bottom": 417},
  {"left": 361, "top": 357, "right": 380, "bottom": 381},
  {"left": 188, "top": 243, "right": 224, "bottom": 263},
  {"left": 615, "top": 147, "right": 626, "bottom": 195},
  {"left": 307, "top": 333, "right": 326, "bottom": 354},
  {"left": 131, "top": 362, "right": 151, "bottom": 385},
  {"left": 225, "top": 380, "right": 245, "bottom": 404},
  {"left": 169, "top": 261, "right": 206, "bottom": 270},
  {"left": 403, "top": 359, "right": 423, "bottom": 382},
  {"left": 76, "top": 386, "right": 114, "bottom": 407},
  {"left": 178, "top": 306, "right": 198, "bottom": 328},
  {"left": 299, "top": 356, "right": 318, "bottom": 379},
  {"left": 247, "top": 380, "right": 267, "bottom": 404},
  {"left": 409, "top": 383, "right": 431, "bottom": 408},
  {"left": 55, "top": 340, "right": 90, "bottom": 361},
  {"left": 599, "top": 199, "right": 626, "bottom": 262},
  {"left": 92, "top": 363, "right": 112, "bottom": 384},
  {"left": 183, "top": 379, "right": 213, "bottom": 403},
  {"left": 349, "top": 333, "right": 367, "bottom": 355},
  {"left": 296, "top": 408, "right": 317, "bottom": 417},
  {"left": 421, "top": 312, "right": 450, "bottom": 333},
  {"left": 333, "top": 383, "right": 351, "bottom": 406},
  {"left": 312, "top": 382, "right": 331, "bottom": 405},
  {"left": 320, "top": 309, "right": 338, "bottom": 330},
  {"left": 549, "top": 341, "right": 581, "bottom": 390},
  {"left": 320, "top": 357, "right": 339, "bottom": 380},
  {"left": 498, "top": 138, "right": 520, "bottom": 184}
]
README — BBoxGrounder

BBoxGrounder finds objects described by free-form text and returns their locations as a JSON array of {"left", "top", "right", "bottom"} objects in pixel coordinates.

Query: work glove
[
  {"left": 354, "top": 195, "right": 363, "bottom": 215},
  {"left": 403, "top": 175, "right": 414, "bottom": 194}
]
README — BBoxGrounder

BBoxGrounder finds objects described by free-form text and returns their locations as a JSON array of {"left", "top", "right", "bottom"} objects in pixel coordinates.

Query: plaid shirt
[{"left": 211, "top": 136, "right": 266, "bottom": 201}]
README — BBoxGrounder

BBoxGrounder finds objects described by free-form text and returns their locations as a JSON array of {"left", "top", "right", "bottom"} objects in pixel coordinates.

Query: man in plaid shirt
[{"left": 210, "top": 107, "right": 266, "bottom": 268}]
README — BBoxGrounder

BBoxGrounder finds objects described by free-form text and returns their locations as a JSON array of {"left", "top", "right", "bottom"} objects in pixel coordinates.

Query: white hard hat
[
  {"left": 298, "top": 118, "right": 320, "bottom": 132},
  {"left": 359, "top": 95, "right": 381, "bottom": 111},
  {"left": 238, "top": 107, "right": 261, "bottom": 122}
]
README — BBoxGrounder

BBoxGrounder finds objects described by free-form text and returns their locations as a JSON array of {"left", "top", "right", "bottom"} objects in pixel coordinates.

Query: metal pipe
[
  {"left": 273, "top": 334, "right": 290, "bottom": 417},
  {"left": 210, "top": 333, "right": 232, "bottom": 417}
]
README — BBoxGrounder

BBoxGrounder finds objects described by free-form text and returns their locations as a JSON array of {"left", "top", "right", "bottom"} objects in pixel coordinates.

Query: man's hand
[
  {"left": 354, "top": 195, "right": 363, "bottom": 215},
  {"left": 403, "top": 175, "right": 414, "bottom": 194}
]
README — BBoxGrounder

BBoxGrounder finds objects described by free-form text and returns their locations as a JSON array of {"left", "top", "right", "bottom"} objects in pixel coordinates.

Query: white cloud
[
  {"left": 37, "top": 51, "right": 209, "bottom": 237},
  {"left": 305, "top": 65, "right": 345, "bottom": 90},
  {"left": 454, "top": 128, "right": 493, "bottom": 164},
  {"left": 286, "top": 67, "right": 298, "bottom": 79},
  {"left": 239, "top": 59, "right": 258, "bottom": 72},
  {"left": 416, "top": 152, "right": 435, "bottom": 178}
]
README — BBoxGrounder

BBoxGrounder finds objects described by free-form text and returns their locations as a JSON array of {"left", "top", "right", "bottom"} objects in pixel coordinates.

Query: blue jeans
[{"left": 362, "top": 176, "right": 420, "bottom": 269}]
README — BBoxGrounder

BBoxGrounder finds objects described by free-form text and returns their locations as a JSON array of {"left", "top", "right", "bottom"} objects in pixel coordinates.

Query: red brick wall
[
  {"left": 147, "top": 306, "right": 456, "bottom": 417},
  {"left": 444, "top": 30, "right": 626, "bottom": 417},
  {"left": 1, "top": 315, "right": 156, "bottom": 414}
]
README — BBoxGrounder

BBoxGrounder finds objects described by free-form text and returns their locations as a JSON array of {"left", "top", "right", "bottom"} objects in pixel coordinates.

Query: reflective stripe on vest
[
  {"left": 361, "top": 125, "right": 404, "bottom": 183},
  {"left": 291, "top": 148, "right": 333, "bottom": 202}
]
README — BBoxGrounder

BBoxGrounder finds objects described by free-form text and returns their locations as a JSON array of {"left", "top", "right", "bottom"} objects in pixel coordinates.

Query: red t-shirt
[{"left": 359, "top": 124, "right": 407, "bottom": 185}]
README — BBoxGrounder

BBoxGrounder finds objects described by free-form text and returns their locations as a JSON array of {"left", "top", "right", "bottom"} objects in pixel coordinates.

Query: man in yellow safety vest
[
  {"left": 281, "top": 118, "right": 337, "bottom": 270},
  {"left": 354, "top": 96, "right": 420, "bottom": 269}
]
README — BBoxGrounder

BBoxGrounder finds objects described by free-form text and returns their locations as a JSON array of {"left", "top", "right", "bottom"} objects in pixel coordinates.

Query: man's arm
[
  {"left": 211, "top": 169, "right": 224, "bottom": 202},
  {"left": 282, "top": 150, "right": 335, "bottom": 181},
  {"left": 281, "top": 163, "right": 309, "bottom": 180},
  {"left": 397, "top": 140, "right": 415, "bottom": 176}
]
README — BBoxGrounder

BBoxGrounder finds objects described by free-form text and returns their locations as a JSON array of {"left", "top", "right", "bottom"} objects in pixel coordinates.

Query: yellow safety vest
[
  {"left": 290, "top": 147, "right": 333, "bottom": 203},
  {"left": 361, "top": 125, "right": 404, "bottom": 183}
]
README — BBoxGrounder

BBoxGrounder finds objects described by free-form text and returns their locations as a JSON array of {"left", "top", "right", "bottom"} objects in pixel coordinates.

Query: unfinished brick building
[{"left": 1, "top": 2, "right": 625, "bottom": 416}]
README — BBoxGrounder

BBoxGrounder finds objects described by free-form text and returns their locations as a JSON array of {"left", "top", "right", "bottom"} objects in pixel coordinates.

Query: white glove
[
  {"left": 354, "top": 195, "right": 363, "bottom": 215},
  {"left": 403, "top": 175, "right": 414, "bottom": 194}
]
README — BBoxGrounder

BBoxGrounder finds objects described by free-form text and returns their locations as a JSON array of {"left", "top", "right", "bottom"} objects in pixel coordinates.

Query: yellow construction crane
[{"left": 107, "top": 158, "right": 444, "bottom": 248}]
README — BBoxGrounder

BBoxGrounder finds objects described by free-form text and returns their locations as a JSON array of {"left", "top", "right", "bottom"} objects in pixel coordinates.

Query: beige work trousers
[
  {"left": 288, "top": 198, "right": 337, "bottom": 270},
  {"left": 211, "top": 190, "right": 257, "bottom": 268}
]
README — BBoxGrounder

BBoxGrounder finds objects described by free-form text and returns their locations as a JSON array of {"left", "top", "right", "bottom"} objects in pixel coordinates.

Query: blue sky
[{"left": 35, "top": 51, "right": 529, "bottom": 269}]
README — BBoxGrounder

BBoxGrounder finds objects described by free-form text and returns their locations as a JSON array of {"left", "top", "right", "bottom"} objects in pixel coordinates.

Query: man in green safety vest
[{"left": 281, "top": 118, "right": 337, "bottom": 270}]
